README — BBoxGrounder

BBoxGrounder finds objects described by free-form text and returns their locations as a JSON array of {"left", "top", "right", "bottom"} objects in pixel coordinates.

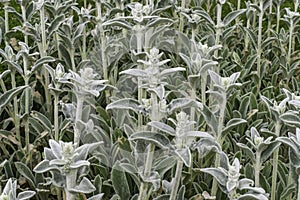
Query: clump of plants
[{"left": 0, "top": 0, "right": 300, "bottom": 200}]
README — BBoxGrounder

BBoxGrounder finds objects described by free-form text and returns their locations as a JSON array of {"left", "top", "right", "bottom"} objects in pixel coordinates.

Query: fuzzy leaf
[
  {"left": 147, "top": 121, "right": 175, "bottom": 136},
  {"left": 33, "top": 160, "right": 60, "bottom": 173},
  {"left": 200, "top": 168, "right": 227, "bottom": 187},
  {"left": 175, "top": 148, "right": 191, "bottom": 167},
  {"left": 223, "top": 9, "right": 246, "bottom": 26},
  {"left": 17, "top": 191, "right": 36, "bottom": 200},
  {"left": 260, "top": 141, "right": 281, "bottom": 163},
  {"left": 238, "top": 193, "right": 268, "bottom": 200},
  {"left": 30, "top": 111, "right": 53, "bottom": 132},
  {"left": 129, "top": 132, "right": 170, "bottom": 149},
  {"left": 112, "top": 161, "right": 131, "bottom": 200},
  {"left": 0, "top": 86, "right": 27, "bottom": 112},
  {"left": 2, "top": 60, "right": 23, "bottom": 74},
  {"left": 223, "top": 118, "right": 247, "bottom": 134},
  {"left": 31, "top": 56, "right": 56, "bottom": 74},
  {"left": 15, "top": 162, "right": 36, "bottom": 187},
  {"left": 87, "top": 194, "right": 104, "bottom": 200},
  {"left": 168, "top": 98, "right": 202, "bottom": 113},
  {"left": 185, "top": 131, "right": 214, "bottom": 139},
  {"left": 160, "top": 67, "right": 185, "bottom": 77},
  {"left": 236, "top": 143, "right": 255, "bottom": 161},
  {"left": 106, "top": 98, "right": 142, "bottom": 113},
  {"left": 69, "top": 177, "right": 96, "bottom": 193},
  {"left": 280, "top": 111, "right": 300, "bottom": 127}
]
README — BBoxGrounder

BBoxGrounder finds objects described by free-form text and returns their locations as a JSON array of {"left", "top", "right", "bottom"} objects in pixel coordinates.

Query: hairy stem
[
  {"left": 257, "top": 0, "right": 264, "bottom": 92},
  {"left": 276, "top": 3, "right": 281, "bottom": 33},
  {"left": 54, "top": 94, "right": 59, "bottom": 141},
  {"left": 271, "top": 122, "right": 281, "bottom": 200},
  {"left": 170, "top": 160, "right": 184, "bottom": 200},
  {"left": 255, "top": 152, "right": 261, "bottom": 187},
  {"left": 267, "top": 0, "right": 273, "bottom": 37},
  {"left": 74, "top": 97, "right": 83, "bottom": 147},
  {"left": 65, "top": 169, "right": 77, "bottom": 200},
  {"left": 23, "top": 57, "right": 30, "bottom": 153}
]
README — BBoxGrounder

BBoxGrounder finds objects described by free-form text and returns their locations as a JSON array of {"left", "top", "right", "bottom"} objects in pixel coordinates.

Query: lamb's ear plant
[
  {"left": 33, "top": 139, "right": 103, "bottom": 200},
  {"left": 0, "top": 178, "right": 35, "bottom": 200},
  {"left": 237, "top": 127, "right": 281, "bottom": 187},
  {"left": 277, "top": 128, "right": 300, "bottom": 200},
  {"left": 201, "top": 153, "right": 269, "bottom": 200}
]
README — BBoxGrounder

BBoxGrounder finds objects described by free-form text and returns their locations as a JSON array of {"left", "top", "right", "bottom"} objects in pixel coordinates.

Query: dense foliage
[{"left": 0, "top": 0, "right": 300, "bottom": 199}]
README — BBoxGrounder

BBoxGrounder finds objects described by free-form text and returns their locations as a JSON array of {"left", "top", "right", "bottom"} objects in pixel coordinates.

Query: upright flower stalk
[{"left": 257, "top": 0, "right": 264, "bottom": 92}]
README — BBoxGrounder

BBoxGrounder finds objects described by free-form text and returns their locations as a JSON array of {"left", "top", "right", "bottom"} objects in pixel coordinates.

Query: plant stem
[
  {"left": 297, "top": 175, "right": 300, "bottom": 200},
  {"left": 287, "top": 18, "right": 294, "bottom": 65},
  {"left": 170, "top": 160, "right": 183, "bottom": 200},
  {"left": 214, "top": 2, "right": 222, "bottom": 68},
  {"left": 255, "top": 151, "right": 261, "bottom": 187},
  {"left": 267, "top": 0, "right": 273, "bottom": 37},
  {"left": 21, "top": 4, "right": 28, "bottom": 44},
  {"left": 138, "top": 92, "right": 158, "bottom": 200},
  {"left": 4, "top": 2, "right": 9, "bottom": 46},
  {"left": 74, "top": 97, "right": 83, "bottom": 147},
  {"left": 257, "top": 0, "right": 264, "bottom": 92},
  {"left": 65, "top": 169, "right": 77, "bottom": 200},
  {"left": 23, "top": 57, "right": 30, "bottom": 153},
  {"left": 40, "top": 4, "right": 52, "bottom": 117},
  {"left": 54, "top": 94, "right": 59, "bottom": 141},
  {"left": 96, "top": 1, "right": 110, "bottom": 104},
  {"left": 276, "top": 2, "right": 281, "bottom": 33},
  {"left": 11, "top": 70, "right": 21, "bottom": 149},
  {"left": 271, "top": 122, "right": 282, "bottom": 200}
]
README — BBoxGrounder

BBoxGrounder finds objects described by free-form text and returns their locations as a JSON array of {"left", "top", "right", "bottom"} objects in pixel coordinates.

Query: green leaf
[
  {"left": 280, "top": 111, "right": 300, "bottom": 127},
  {"left": 106, "top": 98, "right": 142, "bottom": 113},
  {"left": 223, "top": 9, "right": 246, "bottom": 26},
  {"left": 236, "top": 143, "right": 255, "bottom": 162},
  {"left": 69, "top": 177, "right": 96, "bottom": 193},
  {"left": 222, "top": 118, "right": 247, "bottom": 134},
  {"left": 0, "top": 86, "right": 27, "bottom": 113},
  {"left": 200, "top": 168, "right": 227, "bottom": 187},
  {"left": 185, "top": 131, "right": 214, "bottom": 139},
  {"left": 17, "top": 191, "right": 36, "bottom": 200},
  {"left": 196, "top": 10, "right": 215, "bottom": 26},
  {"left": 111, "top": 161, "right": 131, "bottom": 200},
  {"left": 103, "top": 19, "right": 132, "bottom": 29},
  {"left": 260, "top": 141, "right": 281, "bottom": 163},
  {"left": 31, "top": 56, "right": 56, "bottom": 74},
  {"left": 176, "top": 185, "right": 185, "bottom": 200},
  {"left": 47, "top": 14, "right": 65, "bottom": 39},
  {"left": 15, "top": 162, "right": 36, "bottom": 187},
  {"left": 147, "top": 121, "right": 175, "bottom": 136},
  {"left": 129, "top": 132, "right": 170, "bottom": 149},
  {"left": 175, "top": 148, "right": 191, "bottom": 167},
  {"left": 33, "top": 160, "right": 60, "bottom": 173},
  {"left": 30, "top": 111, "right": 52, "bottom": 132},
  {"left": 120, "top": 69, "right": 147, "bottom": 77},
  {"left": 280, "top": 184, "right": 296, "bottom": 199},
  {"left": 87, "top": 194, "right": 104, "bottom": 200},
  {"left": 238, "top": 193, "right": 268, "bottom": 200},
  {"left": 168, "top": 98, "right": 202, "bottom": 113}
]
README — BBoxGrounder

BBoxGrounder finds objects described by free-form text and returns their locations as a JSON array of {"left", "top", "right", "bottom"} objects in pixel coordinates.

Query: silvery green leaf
[
  {"left": 30, "top": 111, "right": 52, "bottom": 132},
  {"left": 15, "top": 162, "right": 35, "bottom": 187},
  {"left": 69, "top": 177, "right": 96, "bottom": 193},
  {"left": 236, "top": 143, "right": 255, "bottom": 161},
  {"left": 112, "top": 161, "right": 131, "bottom": 200},
  {"left": 160, "top": 67, "right": 185, "bottom": 77},
  {"left": 148, "top": 84, "right": 165, "bottom": 100},
  {"left": 219, "top": 151, "right": 230, "bottom": 170},
  {"left": 31, "top": 56, "right": 56, "bottom": 74},
  {"left": 200, "top": 168, "right": 227, "bottom": 186},
  {"left": 44, "top": 148, "right": 56, "bottom": 160},
  {"left": 238, "top": 193, "right": 268, "bottom": 200},
  {"left": 129, "top": 132, "right": 170, "bottom": 149},
  {"left": 227, "top": 179, "right": 238, "bottom": 192},
  {"left": 87, "top": 194, "right": 104, "bottom": 200},
  {"left": 175, "top": 148, "right": 191, "bottom": 167},
  {"left": 153, "top": 194, "right": 170, "bottom": 200},
  {"left": 259, "top": 141, "right": 281, "bottom": 163},
  {"left": 102, "top": 19, "right": 132, "bottom": 29},
  {"left": 147, "top": 121, "right": 175, "bottom": 136},
  {"left": 201, "top": 105, "right": 218, "bottom": 136},
  {"left": 0, "top": 70, "right": 11, "bottom": 80},
  {"left": 196, "top": 10, "right": 215, "bottom": 26},
  {"left": 177, "top": 185, "right": 186, "bottom": 200},
  {"left": 223, "top": 9, "right": 246, "bottom": 26},
  {"left": 238, "top": 178, "right": 254, "bottom": 190},
  {"left": 49, "top": 159, "right": 66, "bottom": 166},
  {"left": 49, "top": 140, "right": 62, "bottom": 159},
  {"left": 17, "top": 191, "right": 36, "bottom": 200},
  {"left": 199, "top": 61, "right": 219, "bottom": 75},
  {"left": 62, "top": 103, "right": 76, "bottom": 121},
  {"left": 140, "top": 171, "right": 161, "bottom": 191},
  {"left": 289, "top": 100, "right": 300, "bottom": 108},
  {"left": 33, "top": 160, "right": 60, "bottom": 173},
  {"left": 107, "top": 98, "right": 142, "bottom": 113},
  {"left": 277, "top": 137, "right": 300, "bottom": 156},
  {"left": 280, "top": 111, "right": 300, "bottom": 127},
  {"left": 0, "top": 86, "right": 27, "bottom": 113},
  {"left": 70, "top": 160, "right": 90, "bottom": 169},
  {"left": 179, "top": 53, "right": 192, "bottom": 68},
  {"left": 208, "top": 70, "right": 221, "bottom": 85},
  {"left": 168, "top": 98, "right": 202, "bottom": 113},
  {"left": 47, "top": 14, "right": 65, "bottom": 39},
  {"left": 222, "top": 118, "right": 247, "bottom": 134},
  {"left": 154, "top": 156, "right": 176, "bottom": 176},
  {"left": 185, "top": 131, "right": 214, "bottom": 139}
]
